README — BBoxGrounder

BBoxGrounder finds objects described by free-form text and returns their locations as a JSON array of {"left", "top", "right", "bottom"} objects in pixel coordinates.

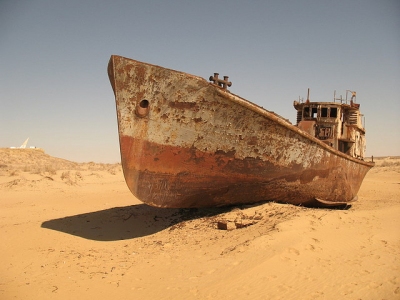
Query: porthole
[{"left": 135, "top": 99, "right": 150, "bottom": 117}]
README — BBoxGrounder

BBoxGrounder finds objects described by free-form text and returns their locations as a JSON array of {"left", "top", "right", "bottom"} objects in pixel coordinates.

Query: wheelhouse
[{"left": 293, "top": 90, "right": 366, "bottom": 159}]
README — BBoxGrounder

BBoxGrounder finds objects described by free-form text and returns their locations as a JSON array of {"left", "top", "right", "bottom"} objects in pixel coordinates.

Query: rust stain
[{"left": 168, "top": 101, "right": 197, "bottom": 109}]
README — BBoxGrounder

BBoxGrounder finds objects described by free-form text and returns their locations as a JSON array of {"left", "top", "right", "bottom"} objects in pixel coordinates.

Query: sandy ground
[{"left": 0, "top": 149, "right": 399, "bottom": 299}]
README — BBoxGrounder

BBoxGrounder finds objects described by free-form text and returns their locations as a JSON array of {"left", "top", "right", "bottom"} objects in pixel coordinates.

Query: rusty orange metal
[{"left": 108, "top": 55, "right": 374, "bottom": 208}]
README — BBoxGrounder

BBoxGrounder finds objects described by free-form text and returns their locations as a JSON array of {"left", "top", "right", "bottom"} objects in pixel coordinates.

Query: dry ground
[{"left": 0, "top": 149, "right": 399, "bottom": 299}]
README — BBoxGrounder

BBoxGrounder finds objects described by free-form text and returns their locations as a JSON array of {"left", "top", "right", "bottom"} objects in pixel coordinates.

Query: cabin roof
[{"left": 294, "top": 101, "right": 360, "bottom": 111}]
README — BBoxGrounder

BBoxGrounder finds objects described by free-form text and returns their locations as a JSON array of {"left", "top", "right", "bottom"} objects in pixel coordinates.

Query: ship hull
[{"left": 108, "top": 55, "right": 373, "bottom": 208}]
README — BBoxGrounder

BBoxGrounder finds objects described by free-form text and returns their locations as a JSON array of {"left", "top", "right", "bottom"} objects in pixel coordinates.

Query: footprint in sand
[
  {"left": 280, "top": 248, "right": 300, "bottom": 261},
  {"left": 306, "top": 244, "right": 315, "bottom": 251},
  {"left": 394, "top": 286, "right": 400, "bottom": 295}
]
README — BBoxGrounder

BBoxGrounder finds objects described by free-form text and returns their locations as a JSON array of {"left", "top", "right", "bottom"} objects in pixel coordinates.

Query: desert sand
[{"left": 0, "top": 148, "right": 399, "bottom": 299}]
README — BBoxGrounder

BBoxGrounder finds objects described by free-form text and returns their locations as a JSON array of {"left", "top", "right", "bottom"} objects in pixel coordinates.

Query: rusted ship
[{"left": 108, "top": 55, "right": 374, "bottom": 208}]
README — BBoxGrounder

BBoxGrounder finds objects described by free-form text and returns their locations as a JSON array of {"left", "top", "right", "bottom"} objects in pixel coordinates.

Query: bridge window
[
  {"left": 330, "top": 107, "right": 337, "bottom": 118},
  {"left": 321, "top": 107, "right": 328, "bottom": 117},
  {"left": 303, "top": 107, "right": 310, "bottom": 118},
  {"left": 311, "top": 107, "right": 317, "bottom": 118}
]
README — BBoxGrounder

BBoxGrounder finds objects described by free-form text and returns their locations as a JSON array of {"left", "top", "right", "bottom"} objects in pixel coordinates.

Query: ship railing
[{"left": 333, "top": 90, "right": 357, "bottom": 104}]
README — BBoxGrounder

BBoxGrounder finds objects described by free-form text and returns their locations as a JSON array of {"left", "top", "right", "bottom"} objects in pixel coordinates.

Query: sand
[{"left": 0, "top": 149, "right": 399, "bottom": 299}]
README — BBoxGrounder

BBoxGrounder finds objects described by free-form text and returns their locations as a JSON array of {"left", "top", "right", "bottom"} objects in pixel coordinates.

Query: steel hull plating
[{"left": 108, "top": 55, "right": 373, "bottom": 208}]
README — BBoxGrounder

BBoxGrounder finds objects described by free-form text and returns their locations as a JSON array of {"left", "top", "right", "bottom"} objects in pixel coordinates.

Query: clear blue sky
[{"left": 1, "top": 0, "right": 399, "bottom": 162}]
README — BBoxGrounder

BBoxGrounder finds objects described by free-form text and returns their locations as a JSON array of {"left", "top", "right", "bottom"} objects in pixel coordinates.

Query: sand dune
[{"left": 0, "top": 149, "right": 399, "bottom": 299}]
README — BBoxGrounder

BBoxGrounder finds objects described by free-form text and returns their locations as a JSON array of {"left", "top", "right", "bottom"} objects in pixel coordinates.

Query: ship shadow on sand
[
  {"left": 41, "top": 201, "right": 350, "bottom": 241},
  {"left": 41, "top": 204, "right": 232, "bottom": 241}
]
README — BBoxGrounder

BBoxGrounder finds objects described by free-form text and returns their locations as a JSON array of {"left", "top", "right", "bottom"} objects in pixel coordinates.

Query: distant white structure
[
  {"left": 20, "top": 138, "right": 29, "bottom": 148},
  {"left": 10, "top": 138, "right": 36, "bottom": 149}
]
